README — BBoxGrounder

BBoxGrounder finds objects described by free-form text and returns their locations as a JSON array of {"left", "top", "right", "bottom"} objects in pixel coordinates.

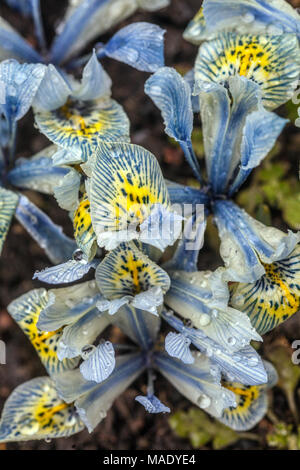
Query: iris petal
[
  {"left": 195, "top": 32, "right": 300, "bottom": 110},
  {"left": 0, "top": 377, "right": 84, "bottom": 442},
  {"left": 230, "top": 244, "right": 300, "bottom": 335},
  {"left": 218, "top": 361, "right": 277, "bottom": 431},
  {"left": 8, "top": 289, "right": 80, "bottom": 374},
  {"left": 0, "top": 187, "right": 18, "bottom": 254}
]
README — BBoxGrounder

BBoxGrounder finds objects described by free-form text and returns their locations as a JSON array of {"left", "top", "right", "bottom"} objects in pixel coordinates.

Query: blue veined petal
[
  {"left": 161, "top": 310, "right": 267, "bottom": 386},
  {"left": 53, "top": 0, "right": 168, "bottom": 65},
  {"left": 33, "top": 258, "right": 99, "bottom": 285},
  {"left": 90, "top": 142, "right": 173, "bottom": 250},
  {"left": 0, "top": 16, "right": 42, "bottom": 62},
  {"left": 165, "top": 269, "right": 261, "bottom": 351},
  {"left": 135, "top": 394, "right": 170, "bottom": 413},
  {"left": 34, "top": 97, "right": 130, "bottom": 163},
  {"left": 164, "top": 213, "right": 206, "bottom": 273},
  {"left": 33, "top": 65, "right": 71, "bottom": 112},
  {"left": 218, "top": 361, "right": 277, "bottom": 431},
  {"left": 0, "top": 377, "right": 84, "bottom": 442},
  {"left": 7, "top": 152, "right": 69, "bottom": 194},
  {"left": 96, "top": 243, "right": 170, "bottom": 316},
  {"left": 229, "top": 109, "right": 288, "bottom": 195},
  {"left": 7, "top": 289, "right": 80, "bottom": 374},
  {"left": 196, "top": 76, "right": 261, "bottom": 195},
  {"left": 101, "top": 22, "right": 165, "bottom": 72},
  {"left": 154, "top": 351, "right": 236, "bottom": 417},
  {"left": 37, "top": 281, "right": 101, "bottom": 331},
  {"left": 79, "top": 341, "right": 115, "bottom": 383},
  {"left": 145, "top": 67, "right": 202, "bottom": 181},
  {"left": 230, "top": 244, "right": 300, "bottom": 335},
  {"left": 74, "top": 51, "right": 112, "bottom": 101},
  {"left": 112, "top": 305, "right": 160, "bottom": 350},
  {"left": 214, "top": 199, "right": 300, "bottom": 283},
  {"left": 15, "top": 195, "right": 77, "bottom": 264},
  {"left": 55, "top": 353, "right": 146, "bottom": 432},
  {"left": 184, "top": 69, "right": 200, "bottom": 113},
  {"left": 166, "top": 180, "right": 209, "bottom": 206},
  {"left": 57, "top": 310, "right": 110, "bottom": 360},
  {"left": 50, "top": 0, "right": 112, "bottom": 64},
  {"left": 183, "top": 7, "right": 214, "bottom": 45},
  {"left": 53, "top": 168, "right": 81, "bottom": 212},
  {"left": 165, "top": 332, "right": 194, "bottom": 364},
  {"left": 203, "top": 0, "right": 300, "bottom": 38},
  {"left": 195, "top": 32, "right": 300, "bottom": 110},
  {"left": 0, "top": 60, "right": 45, "bottom": 125},
  {"left": 0, "top": 187, "right": 19, "bottom": 254}
]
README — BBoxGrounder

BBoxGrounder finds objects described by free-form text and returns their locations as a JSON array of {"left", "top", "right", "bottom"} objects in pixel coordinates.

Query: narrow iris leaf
[
  {"left": 0, "top": 16, "right": 42, "bottom": 62},
  {"left": 15, "top": 195, "right": 77, "bottom": 264},
  {"left": 101, "top": 22, "right": 165, "bottom": 72}
]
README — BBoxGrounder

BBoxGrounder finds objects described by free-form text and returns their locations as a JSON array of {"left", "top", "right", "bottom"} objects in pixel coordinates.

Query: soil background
[{"left": 1, "top": 0, "right": 300, "bottom": 451}]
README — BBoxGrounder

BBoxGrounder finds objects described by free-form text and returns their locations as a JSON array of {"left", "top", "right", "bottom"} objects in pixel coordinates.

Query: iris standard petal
[
  {"left": 0, "top": 59, "right": 45, "bottom": 124},
  {"left": 228, "top": 108, "right": 288, "bottom": 195},
  {"left": 33, "top": 65, "right": 72, "bottom": 112},
  {"left": 145, "top": 67, "right": 202, "bottom": 181},
  {"left": 135, "top": 394, "right": 170, "bottom": 413},
  {"left": 197, "top": 76, "right": 262, "bottom": 195},
  {"left": 101, "top": 22, "right": 165, "bottom": 72},
  {"left": 214, "top": 199, "right": 300, "bottom": 283},
  {"left": 79, "top": 341, "right": 115, "bottom": 383},
  {"left": 203, "top": 0, "right": 300, "bottom": 38},
  {"left": 57, "top": 309, "right": 110, "bottom": 360},
  {"left": 37, "top": 280, "right": 101, "bottom": 331}
]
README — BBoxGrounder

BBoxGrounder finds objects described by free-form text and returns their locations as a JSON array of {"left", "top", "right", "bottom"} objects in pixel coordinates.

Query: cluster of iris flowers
[{"left": 0, "top": 0, "right": 300, "bottom": 443}]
